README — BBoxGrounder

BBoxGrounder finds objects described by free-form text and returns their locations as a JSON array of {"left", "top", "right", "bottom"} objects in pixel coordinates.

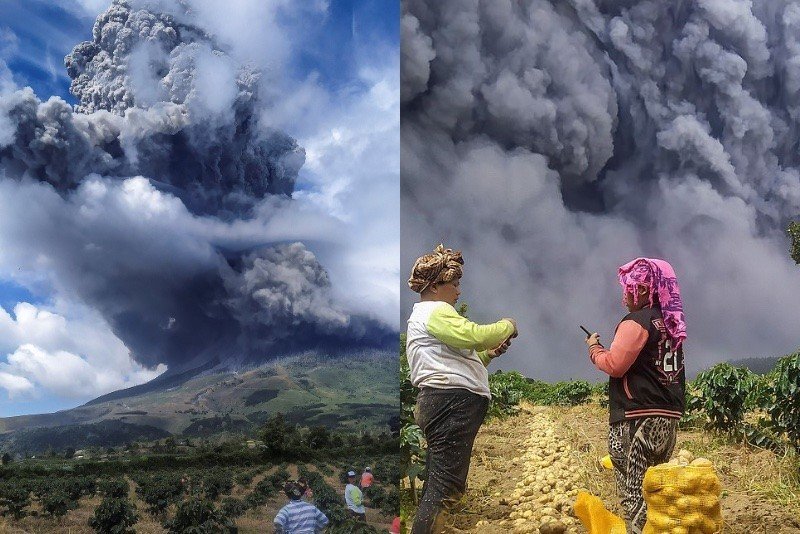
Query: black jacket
[{"left": 608, "top": 306, "right": 685, "bottom": 424}]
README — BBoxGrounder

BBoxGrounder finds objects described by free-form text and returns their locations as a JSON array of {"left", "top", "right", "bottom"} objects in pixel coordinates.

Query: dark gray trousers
[{"left": 412, "top": 387, "right": 489, "bottom": 534}]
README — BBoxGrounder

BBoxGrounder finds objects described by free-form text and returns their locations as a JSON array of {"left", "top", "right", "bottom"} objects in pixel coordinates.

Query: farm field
[
  {"left": 0, "top": 446, "right": 399, "bottom": 533},
  {"left": 434, "top": 402, "right": 800, "bottom": 533},
  {"left": 400, "top": 345, "right": 800, "bottom": 533}
]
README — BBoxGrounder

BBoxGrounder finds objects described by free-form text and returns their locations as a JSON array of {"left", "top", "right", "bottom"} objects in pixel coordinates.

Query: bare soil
[{"left": 428, "top": 403, "right": 800, "bottom": 533}]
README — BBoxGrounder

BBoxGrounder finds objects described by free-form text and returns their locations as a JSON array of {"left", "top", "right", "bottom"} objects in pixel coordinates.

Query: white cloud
[
  {"left": 0, "top": 302, "right": 165, "bottom": 401},
  {"left": 59, "top": 0, "right": 113, "bottom": 17},
  {"left": 0, "top": 372, "right": 34, "bottom": 398},
  {"left": 290, "top": 57, "right": 400, "bottom": 328},
  {"left": 0, "top": 28, "right": 18, "bottom": 99}
]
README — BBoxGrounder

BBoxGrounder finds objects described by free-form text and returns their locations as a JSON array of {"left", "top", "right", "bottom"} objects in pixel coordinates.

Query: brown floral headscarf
[{"left": 408, "top": 244, "right": 464, "bottom": 293}]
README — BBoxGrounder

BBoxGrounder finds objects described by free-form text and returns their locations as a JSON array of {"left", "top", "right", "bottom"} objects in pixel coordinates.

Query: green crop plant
[
  {"left": 768, "top": 351, "right": 800, "bottom": 451},
  {"left": 693, "top": 363, "right": 755, "bottom": 433}
]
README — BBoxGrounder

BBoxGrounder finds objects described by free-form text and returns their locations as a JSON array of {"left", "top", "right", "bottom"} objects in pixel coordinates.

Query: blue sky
[
  {"left": 0, "top": 1, "right": 90, "bottom": 103},
  {"left": 1, "top": 0, "right": 399, "bottom": 102},
  {"left": 0, "top": 0, "right": 399, "bottom": 417}
]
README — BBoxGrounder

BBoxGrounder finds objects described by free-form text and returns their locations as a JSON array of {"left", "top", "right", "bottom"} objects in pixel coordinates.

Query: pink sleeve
[{"left": 589, "top": 320, "right": 648, "bottom": 378}]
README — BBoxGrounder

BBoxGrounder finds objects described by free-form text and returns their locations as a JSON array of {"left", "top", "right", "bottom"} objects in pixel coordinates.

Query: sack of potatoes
[
  {"left": 642, "top": 456, "right": 723, "bottom": 534},
  {"left": 573, "top": 491, "right": 627, "bottom": 534}
]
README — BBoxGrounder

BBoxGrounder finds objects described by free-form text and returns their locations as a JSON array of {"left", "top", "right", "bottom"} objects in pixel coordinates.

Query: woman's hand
[
  {"left": 502, "top": 317, "right": 518, "bottom": 338},
  {"left": 487, "top": 339, "right": 511, "bottom": 359},
  {"left": 586, "top": 333, "right": 601, "bottom": 347}
]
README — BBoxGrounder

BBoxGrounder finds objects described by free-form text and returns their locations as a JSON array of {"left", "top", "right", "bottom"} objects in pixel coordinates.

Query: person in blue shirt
[{"left": 274, "top": 480, "right": 329, "bottom": 533}]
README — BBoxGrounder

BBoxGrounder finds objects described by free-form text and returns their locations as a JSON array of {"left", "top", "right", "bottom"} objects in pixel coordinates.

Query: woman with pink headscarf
[{"left": 585, "top": 258, "right": 687, "bottom": 534}]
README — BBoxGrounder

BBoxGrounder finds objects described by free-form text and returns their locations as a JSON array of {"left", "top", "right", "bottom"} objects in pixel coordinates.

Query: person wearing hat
[
  {"left": 344, "top": 471, "right": 366, "bottom": 521},
  {"left": 360, "top": 467, "right": 374, "bottom": 488},
  {"left": 586, "top": 258, "right": 687, "bottom": 534},
  {"left": 406, "top": 244, "right": 518, "bottom": 533},
  {"left": 297, "top": 477, "right": 314, "bottom": 501},
  {"left": 274, "top": 480, "right": 329, "bottom": 533}
]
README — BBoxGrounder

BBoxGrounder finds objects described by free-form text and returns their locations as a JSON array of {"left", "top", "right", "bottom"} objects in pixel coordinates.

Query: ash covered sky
[
  {"left": 402, "top": 0, "right": 800, "bottom": 382},
  {"left": 0, "top": 0, "right": 399, "bottom": 416}
]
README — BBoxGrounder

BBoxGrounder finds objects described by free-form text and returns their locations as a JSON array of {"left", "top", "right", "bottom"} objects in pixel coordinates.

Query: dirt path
[{"left": 434, "top": 402, "right": 800, "bottom": 533}]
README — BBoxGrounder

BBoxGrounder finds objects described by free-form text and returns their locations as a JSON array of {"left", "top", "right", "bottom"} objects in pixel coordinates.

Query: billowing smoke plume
[
  {"left": 0, "top": 0, "right": 392, "bottom": 376},
  {"left": 2, "top": 0, "right": 302, "bottom": 215},
  {"left": 402, "top": 0, "right": 800, "bottom": 379}
]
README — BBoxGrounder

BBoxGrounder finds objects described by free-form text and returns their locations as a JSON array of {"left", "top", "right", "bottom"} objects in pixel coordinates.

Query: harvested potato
[{"left": 539, "top": 520, "right": 567, "bottom": 534}]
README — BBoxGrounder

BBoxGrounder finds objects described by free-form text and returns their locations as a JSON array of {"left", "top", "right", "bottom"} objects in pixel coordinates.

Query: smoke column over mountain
[
  {"left": 402, "top": 0, "right": 800, "bottom": 379},
  {"left": 0, "top": 0, "right": 393, "bottom": 375}
]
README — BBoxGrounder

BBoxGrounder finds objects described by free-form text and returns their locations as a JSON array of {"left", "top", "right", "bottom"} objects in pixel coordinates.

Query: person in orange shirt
[
  {"left": 360, "top": 467, "right": 374, "bottom": 488},
  {"left": 586, "top": 257, "right": 686, "bottom": 534}
]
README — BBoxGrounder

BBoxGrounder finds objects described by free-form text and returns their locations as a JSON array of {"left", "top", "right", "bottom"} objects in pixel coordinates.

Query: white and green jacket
[
  {"left": 405, "top": 301, "right": 515, "bottom": 399},
  {"left": 345, "top": 483, "right": 365, "bottom": 514}
]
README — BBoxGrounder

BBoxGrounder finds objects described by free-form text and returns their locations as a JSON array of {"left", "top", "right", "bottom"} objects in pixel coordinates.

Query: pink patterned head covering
[{"left": 618, "top": 258, "right": 687, "bottom": 349}]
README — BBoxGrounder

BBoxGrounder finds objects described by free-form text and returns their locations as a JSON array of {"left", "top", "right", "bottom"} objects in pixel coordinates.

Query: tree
[
  {"left": 306, "top": 425, "right": 331, "bottom": 449},
  {"left": 788, "top": 221, "right": 800, "bottom": 264},
  {"left": 1, "top": 453, "right": 11, "bottom": 465},
  {"left": 260, "top": 413, "right": 290, "bottom": 458},
  {"left": 65, "top": 447, "right": 76, "bottom": 459}
]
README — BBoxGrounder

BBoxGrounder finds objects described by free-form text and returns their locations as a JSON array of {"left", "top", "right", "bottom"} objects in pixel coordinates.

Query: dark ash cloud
[
  {"left": 402, "top": 0, "right": 800, "bottom": 380},
  {"left": 0, "top": 0, "right": 392, "bottom": 377}
]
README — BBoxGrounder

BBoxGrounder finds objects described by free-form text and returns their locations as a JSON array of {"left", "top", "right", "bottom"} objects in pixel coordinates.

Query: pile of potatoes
[
  {"left": 642, "top": 449, "right": 723, "bottom": 534},
  {"left": 486, "top": 413, "right": 584, "bottom": 534}
]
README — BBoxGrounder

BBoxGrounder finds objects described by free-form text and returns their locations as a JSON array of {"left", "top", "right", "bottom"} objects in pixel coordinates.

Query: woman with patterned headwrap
[
  {"left": 585, "top": 258, "right": 687, "bottom": 534},
  {"left": 406, "top": 244, "right": 518, "bottom": 534}
]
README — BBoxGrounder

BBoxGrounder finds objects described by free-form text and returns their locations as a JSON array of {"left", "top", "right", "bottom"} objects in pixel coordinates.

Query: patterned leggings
[{"left": 608, "top": 417, "right": 678, "bottom": 533}]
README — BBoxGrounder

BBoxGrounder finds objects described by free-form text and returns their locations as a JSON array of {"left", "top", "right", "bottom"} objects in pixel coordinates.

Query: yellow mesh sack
[
  {"left": 642, "top": 460, "right": 723, "bottom": 534},
  {"left": 600, "top": 454, "right": 613, "bottom": 470},
  {"left": 573, "top": 491, "right": 627, "bottom": 534}
]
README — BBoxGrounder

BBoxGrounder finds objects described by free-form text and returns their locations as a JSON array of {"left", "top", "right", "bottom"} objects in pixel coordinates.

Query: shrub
[
  {"left": 680, "top": 385, "right": 705, "bottom": 430},
  {"left": 99, "top": 478, "right": 129, "bottom": 499},
  {"left": 164, "top": 496, "right": 237, "bottom": 533},
  {"left": 487, "top": 371, "right": 526, "bottom": 417},
  {"left": 89, "top": 496, "right": 138, "bottom": 534},
  {"left": 693, "top": 363, "right": 754, "bottom": 433},
  {"left": 548, "top": 380, "right": 593, "bottom": 406},
  {"left": 220, "top": 497, "right": 248, "bottom": 518},
  {"left": 0, "top": 482, "right": 30, "bottom": 519},
  {"left": 234, "top": 470, "right": 254, "bottom": 487},
  {"left": 40, "top": 485, "right": 77, "bottom": 517},
  {"left": 201, "top": 468, "right": 234, "bottom": 500},
  {"left": 363, "top": 485, "right": 385, "bottom": 508},
  {"left": 380, "top": 487, "right": 400, "bottom": 517},
  {"left": 134, "top": 473, "right": 184, "bottom": 517},
  {"left": 788, "top": 221, "right": 800, "bottom": 264},
  {"left": 769, "top": 352, "right": 800, "bottom": 450}
]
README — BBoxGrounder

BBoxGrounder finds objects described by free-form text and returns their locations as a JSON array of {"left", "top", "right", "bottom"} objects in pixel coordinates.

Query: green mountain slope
[{"left": 0, "top": 352, "right": 397, "bottom": 454}]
